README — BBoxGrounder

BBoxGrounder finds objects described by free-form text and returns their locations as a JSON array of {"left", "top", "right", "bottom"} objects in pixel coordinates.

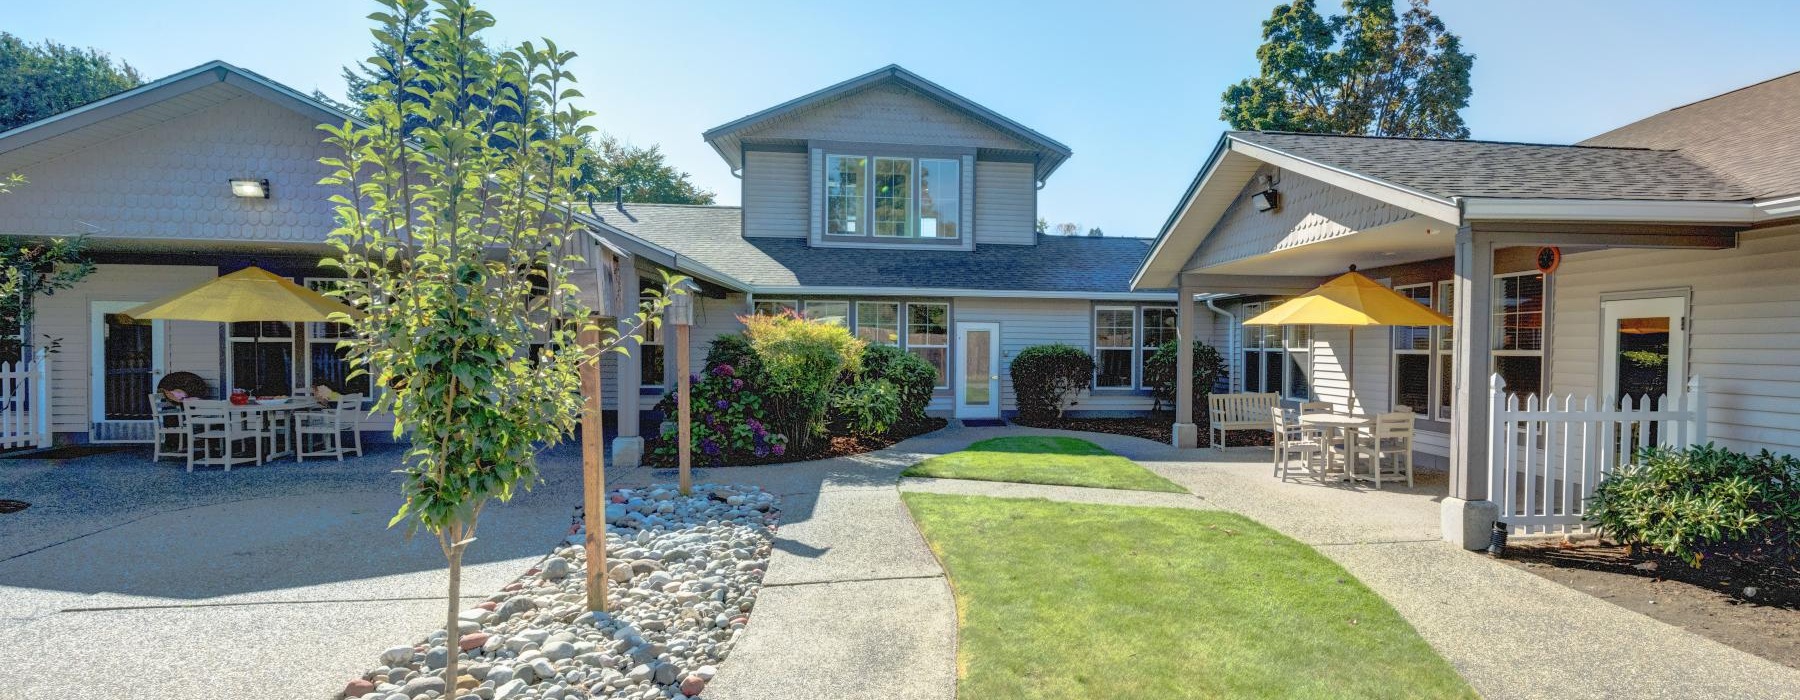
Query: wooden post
[
  {"left": 579, "top": 321, "right": 608, "bottom": 612},
  {"left": 676, "top": 322, "right": 692, "bottom": 495}
]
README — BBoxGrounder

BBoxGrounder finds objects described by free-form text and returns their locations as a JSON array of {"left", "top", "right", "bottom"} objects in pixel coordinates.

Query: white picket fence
[
  {"left": 0, "top": 348, "right": 51, "bottom": 450},
  {"left": 1488, "top": 373, "right": 1707, "bottom": 535}
]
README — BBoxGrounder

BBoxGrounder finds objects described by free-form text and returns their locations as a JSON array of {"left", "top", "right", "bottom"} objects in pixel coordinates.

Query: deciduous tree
[
  {"left": 1222, "top": 0, "right": 1473, "bottom": 138},
  {"left": 318, "top": 0, "right": 682, "bottom": 690},
  {"left": 0, "top": 33, "right": 142, "bottom": 131}
]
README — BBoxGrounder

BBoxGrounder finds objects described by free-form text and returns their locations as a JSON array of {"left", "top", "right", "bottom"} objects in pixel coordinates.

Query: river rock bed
[{"left": 342, "top": 483, "right": 778, "bottom": 700}]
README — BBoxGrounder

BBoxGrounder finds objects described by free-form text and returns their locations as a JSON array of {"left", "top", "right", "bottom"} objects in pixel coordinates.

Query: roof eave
[{"left": 1459, "top": 197, "right": 1760, "bottom": 224}]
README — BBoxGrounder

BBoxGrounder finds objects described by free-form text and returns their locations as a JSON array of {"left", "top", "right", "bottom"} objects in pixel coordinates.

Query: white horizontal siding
[
  {"left": 973, "top": 161, "right": 1035, "bottom": 246},
  {"left": 742, "top": 151, "right": 808, "bottom": 238},
  {"left": 953, "top": 297, "right": 1204, "bottom": 415},
  {"left": 1549, "top": 224, "right": 1800, "bottom": 455}
]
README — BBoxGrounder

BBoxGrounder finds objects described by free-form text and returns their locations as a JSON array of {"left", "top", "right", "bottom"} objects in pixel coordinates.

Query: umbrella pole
[{"left": 1347, "top": 327, "right": 1355, "bottom": 413}]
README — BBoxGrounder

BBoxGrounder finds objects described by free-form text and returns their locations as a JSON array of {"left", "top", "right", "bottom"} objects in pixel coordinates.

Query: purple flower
[
  {"left": 714, "top": 399, "right": 730, "bottom": 410},
  {"left": 754, "top": 446, "right": 769, "bottom": 458},
  {"left": 731, "top": 378, "right": 745, "bottom": 391},
  {"left": 689, "top": 373, "right": 701, "bottom": 384},
  {"left": 712, "top": 364, "right": 735, "bottom": 377},
  {"left": 770, "top": 443, "right": 785, "bottom": 456},
  {"left": 746, "top": 418, "right": 762, "bottom": 431},
  {"left": 701, "top": 438, "right": 721, "bottom": 456}
]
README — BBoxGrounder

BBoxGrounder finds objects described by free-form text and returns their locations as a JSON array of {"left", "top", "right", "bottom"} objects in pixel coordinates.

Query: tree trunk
[{"left": 443, "top": 527, "right": 464, "bottom": 694}]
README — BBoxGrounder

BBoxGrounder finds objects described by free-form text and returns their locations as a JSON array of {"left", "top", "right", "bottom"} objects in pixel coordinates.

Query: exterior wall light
[
  {"left": 1252, "top": 188, "right": 1280, "bottom": 212},
  {"left": 230, "top": 178, "right": 270, "bottom": 199}
]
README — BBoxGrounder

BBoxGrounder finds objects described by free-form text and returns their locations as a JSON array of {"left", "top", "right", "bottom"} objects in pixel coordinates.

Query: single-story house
[{"left": 1136, "top": 69, "right": 1800, "bottom": 548}]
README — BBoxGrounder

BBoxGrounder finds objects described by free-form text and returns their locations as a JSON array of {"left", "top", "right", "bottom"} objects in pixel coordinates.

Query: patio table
[
  {"left": 1299, "top": 413, "right": 1371, "bottom": 481},
  {"left": 210, "top": 399, "right": 320, "bottom": 463}
]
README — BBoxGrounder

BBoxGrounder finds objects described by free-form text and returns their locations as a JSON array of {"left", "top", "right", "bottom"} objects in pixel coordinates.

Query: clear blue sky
[{"left": 10, "top": 1, "right": 1799, "bottom": 237}]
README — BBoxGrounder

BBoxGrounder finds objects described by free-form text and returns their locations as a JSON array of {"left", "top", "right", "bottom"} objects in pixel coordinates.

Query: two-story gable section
[
  {"left": 704, "top": 65, "right": 1068, "bottom": 250},
  {"left": 594, "top": 66, "right": 1206, "bottom": 424}
]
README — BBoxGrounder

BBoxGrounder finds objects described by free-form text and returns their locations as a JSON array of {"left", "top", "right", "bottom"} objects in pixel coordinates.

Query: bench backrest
[{"left": 1208, "top": 393, "right": 1281, "bottom": 423}]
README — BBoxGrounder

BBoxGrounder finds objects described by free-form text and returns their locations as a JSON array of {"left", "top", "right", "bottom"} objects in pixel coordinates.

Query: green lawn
[
  {"left": 901, "top": 436, "right": 1185, "bottom": 493},
  {"left": 903, "top": 493, "right": 1476, "bottom": 700}
]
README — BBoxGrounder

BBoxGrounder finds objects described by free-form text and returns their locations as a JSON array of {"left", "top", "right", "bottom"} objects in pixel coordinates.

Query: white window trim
[
  {"left": 822, "top": 153, "right": 962, "bottom": 242},
  {"left": 906, "top": 301, "right": 951, "bottom": 389},
  {"left": 1391, "top": 283, "right": 1437, "bottom": 420},
  {"left": 800, "top": 299, "right": 849, "bottom": 326},
  {"left": 1139, "top": 306, "right": 1177, "bottom": 391},
  {"left": 854, "top": 300, "right": 901, "bottom": 346},
  {"left": 1093, "top": 305, "right": 1137, "bottom": 389},
  {"left": 227, "top": 320, "right": 296, "bottom": 394},
  {"left": 1492, "top": 270, "right": 1549, "bottom": 399},
  {"left": 1283, "top": 325, "right": 1312, "bottom": 401},
  {"left": 752, "top": 299, "right": 798, "bottom": 316}
]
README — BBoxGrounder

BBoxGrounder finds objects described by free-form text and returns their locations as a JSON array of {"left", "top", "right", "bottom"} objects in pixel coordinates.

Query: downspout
[{"left": 1203, "top": 296, "right": 1235, "bottom": 393}]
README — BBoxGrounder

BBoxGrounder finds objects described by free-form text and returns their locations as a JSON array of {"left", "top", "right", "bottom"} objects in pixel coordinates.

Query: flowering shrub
[
  {"left": 649, "top": 345, "right": 787, "bottom": 467},
  {"left": 742, "top": 311, "right": 864, "bottom": 452}
]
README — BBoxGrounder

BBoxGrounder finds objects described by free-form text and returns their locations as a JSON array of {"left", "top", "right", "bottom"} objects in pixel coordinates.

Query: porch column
[
  {"left": 1445, "top": 225, "right": 1499, "bottom": 549},
  {"left": 611, "top": 261, "right": 645, "bottom": 468},
  {"left": 1172, "top": 284, "right": 1198, "bottom": 448}
]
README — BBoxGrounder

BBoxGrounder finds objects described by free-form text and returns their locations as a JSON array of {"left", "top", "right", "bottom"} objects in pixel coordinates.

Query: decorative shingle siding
[
  {"left": 738, "top": 84, "right": 1035, "bottom": 152},
  {"left": 973, "top": 160, "right": 1036, "bottom": 246},
  {"left": 1190, "top": 165, "right": 1418, "bottom": 270},
  {"left": 0, "top": 95, "right": 340, "bottom": 242},
  {"left": 1550, "top": 224, "right": 1800, "bottom": 455},
  {"left": 742, "top": 150, "right": 808, "bottom": 238}
]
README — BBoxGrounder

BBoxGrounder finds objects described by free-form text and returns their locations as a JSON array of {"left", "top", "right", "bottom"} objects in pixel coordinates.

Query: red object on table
[{"left": 229, "top": 388, "right": 252, "bottom": 406}]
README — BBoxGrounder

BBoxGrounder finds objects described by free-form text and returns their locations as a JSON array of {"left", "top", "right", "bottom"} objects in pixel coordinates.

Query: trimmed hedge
[
  {"left": 1143, "top": 339, "right": 1228, "bottom": 414},
  {"left": 858, "top": 344, "right": 937, "bottom": 423},
  {"left": 1010, "top": 344, "right": 1095, "bottom": 421}
]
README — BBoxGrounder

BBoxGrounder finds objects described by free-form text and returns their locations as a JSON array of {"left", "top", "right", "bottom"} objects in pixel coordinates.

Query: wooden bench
[{"left": 1208, "top": 392, "right": 1280, "bottom": 451}]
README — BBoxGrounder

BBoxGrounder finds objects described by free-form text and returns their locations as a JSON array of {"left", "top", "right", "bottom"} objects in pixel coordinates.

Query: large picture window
[
  {"left": 822, "top": 153, "right": 961, "bottom": 241},
  {"left": 825, "top": 155, "right": 866, "bottom": 235}
]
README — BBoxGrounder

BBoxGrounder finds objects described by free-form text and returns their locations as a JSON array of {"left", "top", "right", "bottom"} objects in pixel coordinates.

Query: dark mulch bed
[
  {"left": 1011, "top": 414, "right": 1273, "bottom": 448},
  {"left": 645, "top": 417, "right": 949, "bottom": 469},
  {"left": 1503, "top": 541, "right": 1800, "bottom": 668}
]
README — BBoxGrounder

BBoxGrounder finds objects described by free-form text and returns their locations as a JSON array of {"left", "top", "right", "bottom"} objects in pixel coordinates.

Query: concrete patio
[{"left": 3, "top": 425, "right": 1798, "bottom": 699}]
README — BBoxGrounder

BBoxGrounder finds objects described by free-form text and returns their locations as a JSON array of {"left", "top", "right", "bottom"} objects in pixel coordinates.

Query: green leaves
[
  {"left": 1221, "top": 0, "right": 1474, "bottom": 138},
  {"left": 319, "top": 0, "right": 685, "bottom": 538},
  {"left": 1587, "top": 444, "right": 1799, "bottom": 568}
]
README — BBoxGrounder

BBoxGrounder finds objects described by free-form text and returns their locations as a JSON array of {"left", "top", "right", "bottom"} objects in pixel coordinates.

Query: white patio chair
[
  {"left": 298, "top": 393, "right": 364, "bottom": 462},
  {"left": 1358, "top": 412, "right": 1416, "bottom": 488},
  {"left": 1271, "top": 410, "right": 1326, "bottom": 481},
  {"left": 150, "top": 394, "right": 187, "bottom": 463},
  {"left": 183, "top": 400, "right": 258, "bottom": 472}
]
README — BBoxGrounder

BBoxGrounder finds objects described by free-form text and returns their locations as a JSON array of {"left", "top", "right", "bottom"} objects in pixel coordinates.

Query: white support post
[
  {"left": 1444, "top": 226, "right": 1500, "bottom": 549},
  {"left": 1172, "top": 283, "right": 1198, "bottom": 448},
  {"left": 1687, "top": 375, "right": 1706, "bottom": 445},
  {"left": 33, "top": 347, "right": 49, "bottom": 447}
]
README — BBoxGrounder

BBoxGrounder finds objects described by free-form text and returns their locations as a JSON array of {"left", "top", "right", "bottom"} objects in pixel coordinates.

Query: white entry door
[
  {"left": 1600, "top": 295, "right": 1687, "bottom": 408},
  {"left": 90, "top": 300, "right": 165, "bottom": 443},
  {"left": 954, "top": 322, "right": 1001, "bottom": 419}
]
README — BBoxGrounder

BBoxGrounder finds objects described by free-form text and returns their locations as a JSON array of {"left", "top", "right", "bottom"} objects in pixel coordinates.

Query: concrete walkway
[
  {"left": 890, "top": 425, "right": 1800, "bottom": 700},
  {"left": 0, "top": 443, "right": 583, "bottom": 699}
]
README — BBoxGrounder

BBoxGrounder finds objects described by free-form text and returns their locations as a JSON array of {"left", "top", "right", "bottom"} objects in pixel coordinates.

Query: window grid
[
  {"left": 1094, "top": 306, "right": 1136, "bottom": 389},
  {"left": 854, "top": 301, "right": 900, "bottom": 346},
  {"left": 821, "top": 153, "right": 961, "bottom": 241},
  {"left": 825, "top": 155, "right": 866, "bottom": 235},
  {"left": 906, "top": 302, "right": 949, "bottom": 389},
  {"left": 1140, "top": 307, "right": 1177, "bottom": 388},
  {"left": 1392, "top": 284, "right": 1433, "bottom": 417},
  {"left": 303, "top": 278, "right": 372, "bottom": 399},
  {"left": 872, "top": 157, "right": 914, "bottom": 238},
  {"left": 801, "top": 300, "right": 849, "bottom": 327}
]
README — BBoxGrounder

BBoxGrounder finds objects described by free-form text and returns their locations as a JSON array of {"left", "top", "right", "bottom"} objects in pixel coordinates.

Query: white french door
[
  {"left": 954, "top": 322, "right": 1000, "bottom": 419},
  {"left": 1600, "top": 295, "right": 1687, "bottom": 407}
]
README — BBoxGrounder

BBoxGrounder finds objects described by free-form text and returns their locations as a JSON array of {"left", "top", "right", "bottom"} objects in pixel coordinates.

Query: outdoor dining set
[
  {"left": 150, "top": 390, "right": 366, "bottom": 471},
  {"left": 121, "top": 265, "right": 372, "bottom": 472}
]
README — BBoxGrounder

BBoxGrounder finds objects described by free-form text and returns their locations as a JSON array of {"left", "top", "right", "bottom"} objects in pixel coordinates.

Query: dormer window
[{"left": 825, "top": 153, "right": 960, "bottom": 240}]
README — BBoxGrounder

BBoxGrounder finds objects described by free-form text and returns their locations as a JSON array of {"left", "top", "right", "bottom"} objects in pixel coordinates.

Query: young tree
[
  {"left": 318, "top": 0, "right": 681, "bottom": 690},
  {"left": 1054, "top": 222, "right": 1081, "bottom": 236},
  {"left": 0, "top": 33, "right": 143, "bottom": 131},
  {"left": 1035, "top": 217, "right": 1049, "bottom": 234},
  {"left": 0, "top": 177, "right": 95, "bottom": 362},
  {"left": 1222, "top": 0, "right": 1474, "bottom": 138}
]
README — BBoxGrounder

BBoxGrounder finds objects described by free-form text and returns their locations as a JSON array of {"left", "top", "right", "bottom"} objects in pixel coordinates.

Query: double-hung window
[
  {"left": 906, "top": 302, "right": 949, "bottom": 388},
  {"left": 855, "top": 301, "right": 900, "bottom": 346},
  {"left": 1094, "top": 306, "right": 1136, "bottom": 388},
  {"left": 1140, "top": 307, "right": 1178, "bottom": 384},
  {"left": 304, "top": 278, "right": 371, "bottom": 398},
  {"left": 229, "top": 321, "right": 294, "bottom": 395},
  {"left": 1493, "top": 272, "right": 1546, "bottom": 400},
  {"left": 802, "top": 300, "right": 849, "bottom": 327},
  {"left": 824, "top": 153, "right": 960, "bottom": 241},
  {"left": 1238, "top": 301, "right": 1311, "bottom": 399},
  {"left": 1392, "top": 284, "right": 1434, "bottom": 417}
]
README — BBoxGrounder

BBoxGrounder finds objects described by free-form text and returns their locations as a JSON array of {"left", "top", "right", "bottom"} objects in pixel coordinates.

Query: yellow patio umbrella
[
  {"left": 124, "top": 266, "right": 364, "bottom": 393},
  {"left": 1242, "top": 268, "right": 1450, "bottom": 406}
]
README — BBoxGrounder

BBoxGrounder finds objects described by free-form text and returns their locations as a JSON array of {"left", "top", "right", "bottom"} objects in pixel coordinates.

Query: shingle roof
[
  {"left": 1579, "top": 70, "right": 1800, "bottom": 199},
  {"left": 589, "top": 203, "right": 1161, "bottom": 294},
  {"left": 1232, "top": 131, "right": 1755, "bottom": 202}
]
